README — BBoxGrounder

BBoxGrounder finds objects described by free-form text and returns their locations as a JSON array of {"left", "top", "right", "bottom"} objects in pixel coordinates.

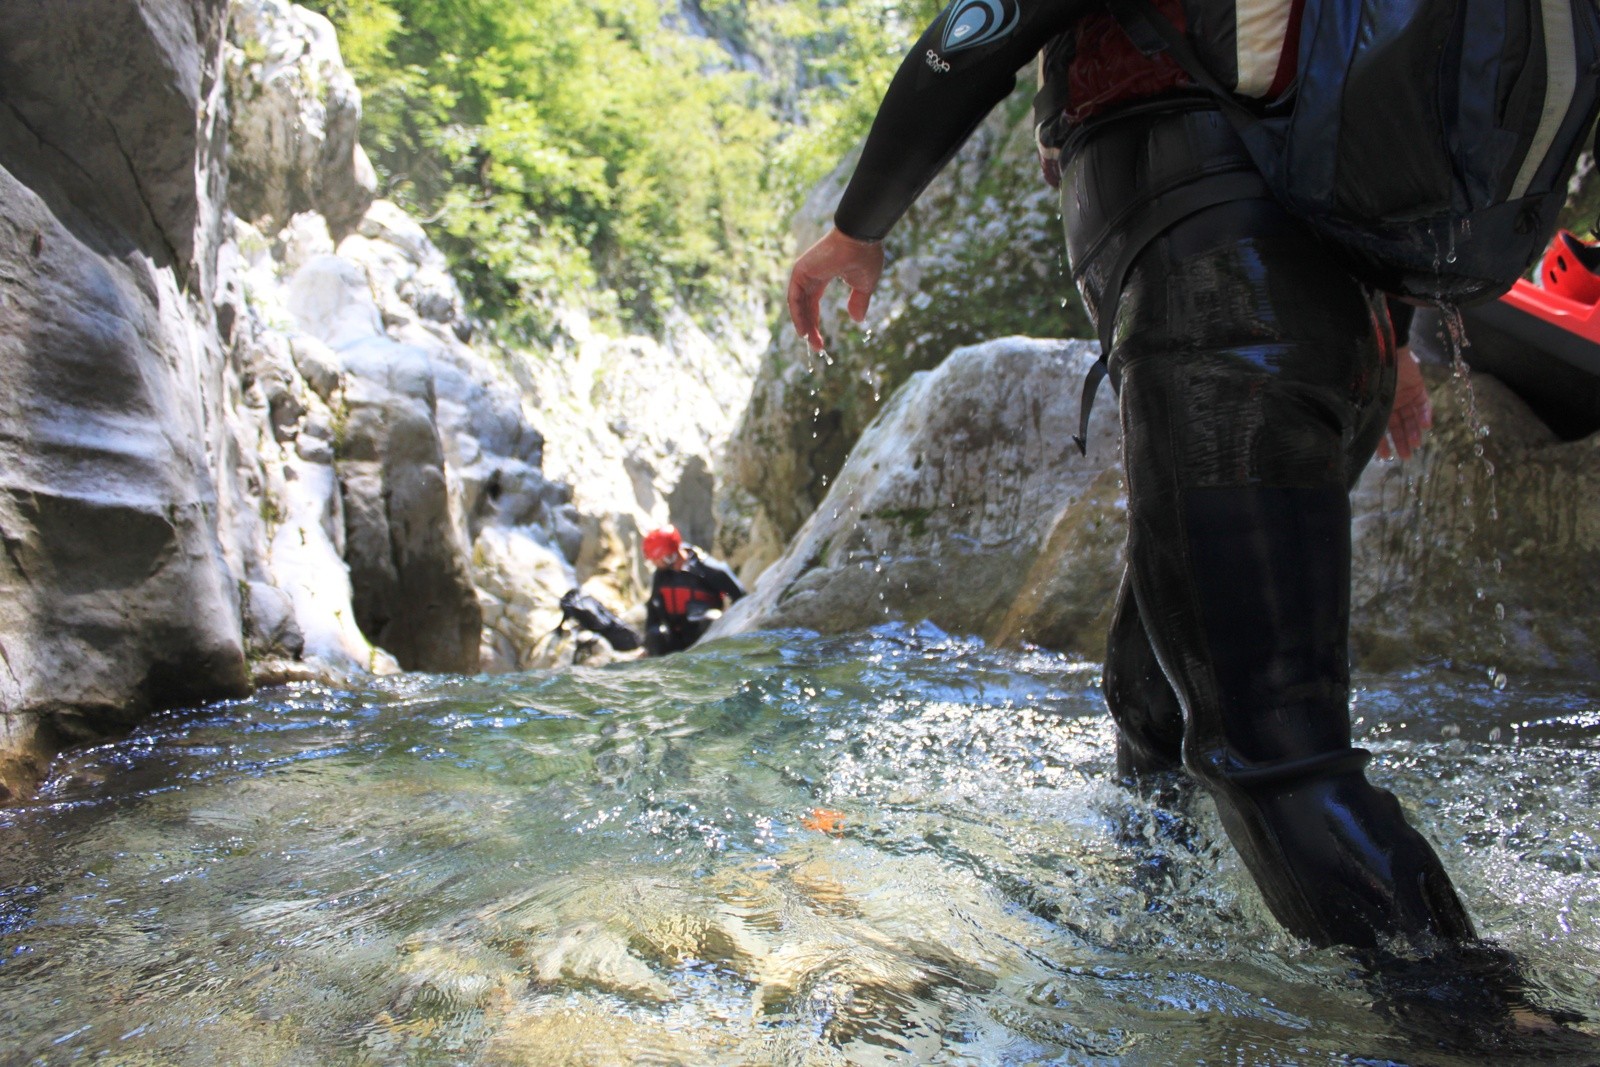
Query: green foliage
[{"left": 303, "top": 0, "right": 944, "bottom": 341}]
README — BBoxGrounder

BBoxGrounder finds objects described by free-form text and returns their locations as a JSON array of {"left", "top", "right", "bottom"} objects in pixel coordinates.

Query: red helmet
[
  {"left": 642, "top": 526, "right": 682, "bottom": 565},
  {"left": 1540, "top": 230, "right": 1600, "bottom": 304}
]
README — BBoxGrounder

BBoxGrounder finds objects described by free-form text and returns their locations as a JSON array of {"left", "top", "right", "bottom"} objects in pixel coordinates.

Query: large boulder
[
  {"left": 716, "top": 337, "right": 1600, "bottom": 681},
  {"left": 716, "top": 339, "right": 1121, "bottom": 648},
  {"left": 285, "top": 251, "right": 482, "bottom": 674},
  {"left": 1350, "top": 363, "right": 1600, "bottom": 677}
]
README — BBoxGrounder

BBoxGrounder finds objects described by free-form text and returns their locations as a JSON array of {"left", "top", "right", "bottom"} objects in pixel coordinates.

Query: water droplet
[
  {"left": 1489, "top": 726, "right": 1502, "bottom": 742},
  {"left": 1493, "top": 671, "right": 1508, "bottom": 690},
  {"left": 1475, "top": 587, "right": 1486, "bottom": 600},
  {"left": 1494, "top": 602, "right": 1505, "bottom": 621}
]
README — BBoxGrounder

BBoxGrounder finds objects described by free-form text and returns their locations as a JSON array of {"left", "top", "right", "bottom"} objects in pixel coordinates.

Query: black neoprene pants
[{"left": 1065, "top": 104, "right": 1476, "bottom": 949}]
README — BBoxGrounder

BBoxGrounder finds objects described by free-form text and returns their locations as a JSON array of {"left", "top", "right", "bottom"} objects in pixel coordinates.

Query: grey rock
[
  {"left": 0, "top": 162, "right": 250, "bottom": 799},
  {"left": 225, "top": 0, "right": 375, "bottom": 238},
  {"left": 722, "top": 93, "right": 1087, "bottom": 578},
  {"left": 291, "top": 335, "right": 342, "bottom": 401},
  {"left": 330, "top": 338, "right": 482, "bottom": 674},
  {"left": 1349, "top": 365, "right": 1600, "bottom": 677},
  {"left": 0, "top": 0, "right": 230, "bottom": 276},
  {"left": 295, "top": 434, "right": 334, "bottom": 465},
  {"left": 243, "top": 580, "right": 304, "bottom": 660},
  {"left": 716, "top": 338, "right": 1120, "bottom": 647}
]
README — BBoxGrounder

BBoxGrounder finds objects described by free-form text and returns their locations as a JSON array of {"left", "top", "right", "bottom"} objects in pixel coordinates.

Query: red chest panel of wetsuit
[{"left": 655, "top": 571, "right": 723, "bottom": 621}]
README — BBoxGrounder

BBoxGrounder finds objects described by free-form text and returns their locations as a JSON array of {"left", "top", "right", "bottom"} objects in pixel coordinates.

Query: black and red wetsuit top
[
  {"left": 834, "top": 0, "right": 1301, "bottom": 240},
  {"left": 644, "top": 548, "right": 747, "bottom": 655}
]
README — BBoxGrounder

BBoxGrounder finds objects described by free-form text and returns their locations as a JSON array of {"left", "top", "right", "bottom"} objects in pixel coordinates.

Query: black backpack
[
  {"left": 557, "top": 588, "right": 642, "bottom": 652},
  {"left": 1047, "top": 0, "right": 1600, "bottom": 450},
  {"left": 1109, "top": 0, "right": 1600, "bottom": 304}
]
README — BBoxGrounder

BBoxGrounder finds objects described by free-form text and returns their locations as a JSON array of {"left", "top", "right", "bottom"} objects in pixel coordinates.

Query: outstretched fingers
[{"left": 786, "top": 228, "right": 885, "bottom": 351}]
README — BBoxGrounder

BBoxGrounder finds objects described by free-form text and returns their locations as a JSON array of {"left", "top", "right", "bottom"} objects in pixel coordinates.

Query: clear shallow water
[{"left": 2, "top": 624, "right": 1598, "bottom": 1066}]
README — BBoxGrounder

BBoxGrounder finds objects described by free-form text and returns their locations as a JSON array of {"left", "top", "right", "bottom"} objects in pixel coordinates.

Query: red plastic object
[
  {"left": 1499, "top": 276, "right": 1600, "bottom": 347},
  {"left": 1451, "top": 276, "right": 1600, "bottom": 439}
]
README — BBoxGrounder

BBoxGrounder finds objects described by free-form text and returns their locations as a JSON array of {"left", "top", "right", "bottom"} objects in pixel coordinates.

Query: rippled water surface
[{"left": 3, "top": 626, "right": 1599, "bottom": 1065}]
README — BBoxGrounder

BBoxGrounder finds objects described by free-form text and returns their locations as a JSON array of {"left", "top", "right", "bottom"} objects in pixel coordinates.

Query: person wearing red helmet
[{"left": 641, "top": 526, "right": 746, "bottom": 656}]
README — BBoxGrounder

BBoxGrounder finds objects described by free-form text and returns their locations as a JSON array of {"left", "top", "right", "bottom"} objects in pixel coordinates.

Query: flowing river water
[{"left": 2, "top": 625, "right": 1598, "bottom": 1065}]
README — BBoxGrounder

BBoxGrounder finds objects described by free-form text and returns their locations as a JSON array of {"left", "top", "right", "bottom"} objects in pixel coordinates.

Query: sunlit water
[{"left": 3, "top": 625, "right": 1598, "bottom": 1065}]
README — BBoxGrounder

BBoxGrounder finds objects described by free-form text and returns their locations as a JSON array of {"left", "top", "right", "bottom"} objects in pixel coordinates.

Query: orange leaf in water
[{"left": 801, "top": 808, "right": 847, "bottom": 835}]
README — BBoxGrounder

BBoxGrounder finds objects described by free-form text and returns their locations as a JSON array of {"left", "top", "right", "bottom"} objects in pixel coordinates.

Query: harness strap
[{"left": 1074, "top": 168, "right": 1270, "bottom": 454}]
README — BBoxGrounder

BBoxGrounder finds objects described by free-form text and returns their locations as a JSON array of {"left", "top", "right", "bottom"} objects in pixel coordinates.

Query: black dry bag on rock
[
  {"left": 1111, "top": 0, "right": 1600, "bottom": 305},
  {"left": 558, "top": 589, "right": 642, "bottom": 652}
]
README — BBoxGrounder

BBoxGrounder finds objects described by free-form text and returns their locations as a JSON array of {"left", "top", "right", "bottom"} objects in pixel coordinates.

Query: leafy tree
[{"left": 303, "top": 0, "right": 943, "bottom": 342}]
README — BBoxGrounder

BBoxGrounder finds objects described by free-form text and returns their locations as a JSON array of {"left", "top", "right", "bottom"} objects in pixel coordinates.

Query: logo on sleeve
[{"left": 940, "top": 0, "right": 1020, "bottom": 54}]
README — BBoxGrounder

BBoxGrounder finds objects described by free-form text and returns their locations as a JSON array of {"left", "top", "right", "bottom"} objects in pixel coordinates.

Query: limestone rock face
[
  {"left": 716, "top": 338, "right": 1600, "bottom": 682},
  {"left": 0, "top": 0, "right": 230, "bottom": 275},
  {"left": 517, "top": 300, "right": 767, "bottom": 607},
  {"left": 226, "top": 0, "right": 376, "bottom": 240},
  {"left": 0, "top": 0, "right": 247, "bottom": 798},
  {"left": 715, "top": 339, "right": 1122, "bottom": 648},
  {"left": 0, "top": 0, "right": 755, "bottom": 799},
  {"left": 333, "top": 336, "right": 482, "bottom": 674},
  {"left": 253, "top": 215, "right": 575, "bottom": 677},
  {"left": 721, "top": 93, "right": 1088, "bottom": 580}
]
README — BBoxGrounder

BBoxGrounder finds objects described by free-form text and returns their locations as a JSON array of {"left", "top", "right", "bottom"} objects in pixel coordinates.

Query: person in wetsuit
[
  {"left": 642, "top": 525, "right": 746, "bottom": 656},
  {"left": 787, "top": 0, "right": 1476, "bottom": 953}
]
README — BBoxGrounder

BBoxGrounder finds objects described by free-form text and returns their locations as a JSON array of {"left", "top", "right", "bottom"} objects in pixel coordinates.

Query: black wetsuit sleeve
[
  {"left": 687, "top": 553, "right": 746, "bottom": 604},
  {"left": 834, "top": 0, "right": 1094, "bottom": 241}
]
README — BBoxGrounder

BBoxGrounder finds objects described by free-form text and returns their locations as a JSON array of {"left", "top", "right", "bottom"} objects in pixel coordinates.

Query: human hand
[
  {"left": 786, "top": 228, "right": 885, "bottom": 351},
  {"left": 1378, "top": 345, "right": 1433, "bottom": 461}
]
